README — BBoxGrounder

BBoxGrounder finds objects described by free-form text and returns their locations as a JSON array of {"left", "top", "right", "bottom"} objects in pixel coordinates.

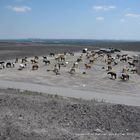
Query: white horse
[{"left": 18, "top": 63, "right": 26, "bottom": 70}]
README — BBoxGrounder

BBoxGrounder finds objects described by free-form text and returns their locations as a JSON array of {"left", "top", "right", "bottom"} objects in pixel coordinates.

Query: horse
[
  {"left": 15, "top": 58, "right": 19, "bottom": 63},
  {"left": 122, "top": 68, "right": 129, "bottom": 73},
  {"left": 130, "top": 68, "right": 138, "bottom": 74},
  {"left": 127, "top": 56, "right": 133, "bottom": 60},
  {"left": 18, "top": 64, "right": 26, "bottom": 70},
  {"left": 107, "top": 66, "right": 112, "bottom": 71},
  {"left": 85, "top": 64, "right": 91, "bottom": 69},
  {"left": 107, "top": 54, "right": 112, "bottom": 59},
  {"left": 133, "top": 59, "right": 138, "bottom": 63},
  {"left": 128, "top": 62, "right": 135, "bottom": 67},
  {"left": 120, "top": 73, "right": 129, "bottom": 81},
  {"left": 50, "top": 53, "right": 55, "bottom": 57},
  {"left": 120, "top": 58, "right": 127, "bottom": 62},
  {"left": 89, "top": 59, "right": 94, "bottom": 64},
  {"left": 69, "top": 68, "right": 76, "bottom": 74},
  {"left": 32, "top": 64, "right": 39, "bottom": 70},
  {"left": 31, "top": 59, "right": 38, "bottom": 64},
  {"left": 122, "top": 54, "right": 128, "bottom": 57},
  {"left": 72, "top": 62, "right": 78, "bottom": 68},
  {"left": 116, "top": 54, "right": 121, "bottom": 59},
  {"left": 43, "top": 56, "right": 47, "bottom": 59},
  {"left": 21, "top": 57, "right": 28, "bottom": 63},
  {"left": 59, "top": 55, "right": 65, "bottom": 61},
  {"left": 34, "top": 56, "right": 39, "bottom": 60},
  {"left": 43, "top": 60, "right": 50, "bottom": 65},
  {"left": 53, "top": 68, "right": 60, "bottom": 75},
  {"left": 77, "top": 58, "right": 82, "bottom": 62},
  {"left": 107, "top": 60, "right": 112, "bottom": 65},
  {"left": 6, "top": 62, "right": 15, "bottom": 68},
  {"left": 0, "top": 61, "right": 5, "bottom": 69},
  {"left": 55, "top": 54, "right": 65, "bottom": 61},
  {"left": 107, "top": 71, "right": 117, "bottom": 79}
]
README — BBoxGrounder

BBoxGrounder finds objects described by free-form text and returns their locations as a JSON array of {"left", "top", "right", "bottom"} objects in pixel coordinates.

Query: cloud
[
  {"left": 96, "top": 17, "right": 104, "bottom": 21},
  {"left": 93, "top": 5, "right": 116, "bottom": 11},
  {"left": 125, "top": 13, "right": 140, "bottom": 18},
  {"left": 7, "top": 5, "right": 31, "bottom": 13}
]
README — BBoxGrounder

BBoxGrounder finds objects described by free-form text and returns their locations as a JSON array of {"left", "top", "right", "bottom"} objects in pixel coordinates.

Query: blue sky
[{"left": 1, "top": 0, "right": 140, "bottom": 40}]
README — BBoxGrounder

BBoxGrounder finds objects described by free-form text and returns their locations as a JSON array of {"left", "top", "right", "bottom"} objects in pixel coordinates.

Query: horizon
[
  {"left": 1, "top": 0, "right": 140, "bottom": 40},
  {"left": 1, "top": 38, "right": 140, "bottom": 43},
  {"left": 0, "top": 38, "right": 140, "bottom": 41}
]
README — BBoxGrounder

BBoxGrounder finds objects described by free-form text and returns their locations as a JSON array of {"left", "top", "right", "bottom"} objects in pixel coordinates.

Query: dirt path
[{"left": 0, "top": 80, "right": 140, "bottom": 106}]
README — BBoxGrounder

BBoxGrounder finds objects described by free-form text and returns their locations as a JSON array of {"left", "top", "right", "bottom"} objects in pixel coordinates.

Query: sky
[{"left": 0, "top": 0, "right": 140, "bottom": 40}]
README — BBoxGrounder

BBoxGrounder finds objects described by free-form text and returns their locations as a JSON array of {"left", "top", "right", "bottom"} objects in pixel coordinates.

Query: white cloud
[
  {"left": 96, "top": 17, "right": 104, "bottom": 21},
  {"left": 93, "top": 5, "right": 116, "bottom": 11},
  {"left": 125, "top": 13, "right": 140, "bottom": 18},
  {"left": 7, "top": 5, "right": 31, "bottom": 13}
]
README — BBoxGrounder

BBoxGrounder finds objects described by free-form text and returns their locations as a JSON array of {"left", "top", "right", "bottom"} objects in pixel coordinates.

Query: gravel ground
[
  {"left": 0, "top": 41, "right": 140, "bottom": 60},
  {"left": 0, "top": 51, "right": 140, "bottom": 106},
  {"left": 0, "top": 89, "right": 140, "bottom": 140},
  {"left": 0, "top": 41, "right": 140, "bottom": 140}
]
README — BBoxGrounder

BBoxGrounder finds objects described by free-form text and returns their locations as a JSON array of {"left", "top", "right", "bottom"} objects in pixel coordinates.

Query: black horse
[
  {"left": 133, "top": 59, "right": 138, "bottom": 63},
  {"left": 120, "top": 58, "right": 127, "bottom": 62},
  {"left": 6, "top": 62, "right": 15, "bottom": 68},
  {"left": 128, "top": 62, "right": 135, "bottom": 67},
  {"left": 120, "top": 73, "right": 129, "bottom": 81},
  {"left": 107, "top": 71, "right": 117, "bottom": 79},
  {"left": 50, "top": 53, "right": 55, "bottom": 57},
  {"left": 43, "top": 60, "right": 50, "bottom": 65}
]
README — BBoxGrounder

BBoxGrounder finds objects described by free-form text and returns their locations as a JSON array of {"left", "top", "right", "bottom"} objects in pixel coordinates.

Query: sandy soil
[
  {"left": 0, "top": 50, "right": 140, "bottom": 106},
  {"left": 0, "top": 88, "right": 139, "bottom": 140}
]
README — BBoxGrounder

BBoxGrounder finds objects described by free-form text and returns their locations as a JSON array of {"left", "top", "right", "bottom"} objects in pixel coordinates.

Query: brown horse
[
  {"left": 21, "top": 57, "right": 28, "bottom": 63},
  {"left": 32, "top": 64, "right": 39, "bottom": 70},
  {"left": 107, "top": 72, "right": 117, "bottom": 79},
  {"left": 31, "top": 59, "right": 38, "bottom": 64},
  {"left": 85, "top": 64, "right": 91, "bottom": 69},
  {"left": 59, "top": 55, "right": 65, "bottom": 61}
]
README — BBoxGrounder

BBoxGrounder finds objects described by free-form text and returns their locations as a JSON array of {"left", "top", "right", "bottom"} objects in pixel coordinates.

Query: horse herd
[{"left": 0, "top": 49, "right": 139, "bottom": 81}]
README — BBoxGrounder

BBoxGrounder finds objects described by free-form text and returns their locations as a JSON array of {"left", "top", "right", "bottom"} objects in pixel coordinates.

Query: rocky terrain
[{"left": 0, "top": 88, "right": 139, "bottom": 140}]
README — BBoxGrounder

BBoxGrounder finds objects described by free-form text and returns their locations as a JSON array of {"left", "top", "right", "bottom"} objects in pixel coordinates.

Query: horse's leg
[{"left": 114, "top": 74, "right": 116, "bottom": 79}]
